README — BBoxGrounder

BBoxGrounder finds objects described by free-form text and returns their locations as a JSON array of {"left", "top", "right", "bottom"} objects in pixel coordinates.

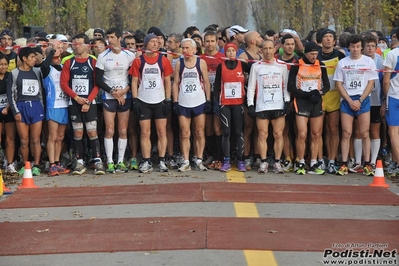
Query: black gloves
[
  {"left": 173, "top": 102, "right": 181, "bottom": 116},
  {"left": 204, "top": 100, "right": 212, "bottom": 114},
  {"left": 247, "top": 105, "right": 255, "bottom": 118},
  {"left": 162, "top": 99, "right": 172, "bottom": 115},
  {"left": 213, "top": 100, "right": 220, "bottom": 116},
  {"left": 284, "top": 102, "right": 291, "bottom": 115},
  {"left": 132, "top": 98, "right": 141, "bottom": 115}
]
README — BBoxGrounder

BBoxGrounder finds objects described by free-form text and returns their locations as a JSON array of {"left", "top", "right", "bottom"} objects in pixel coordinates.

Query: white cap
[
  {"left": 56, "top": 34, "right": 68, "bottom": 42},
  {"left": 228, "top": 25, "right": 249, "bottom": 38}
]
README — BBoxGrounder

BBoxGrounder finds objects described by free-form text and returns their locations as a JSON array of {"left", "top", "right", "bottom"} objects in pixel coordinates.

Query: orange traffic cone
[
  {"left": 369, "top": 160, "right": 389, "bottom": 188},
  {"left": 0, "top": 169, "right": 12, "bottom": 194},
  {"left": 18, "top": 162, "right": 38, "bottom": 189}
]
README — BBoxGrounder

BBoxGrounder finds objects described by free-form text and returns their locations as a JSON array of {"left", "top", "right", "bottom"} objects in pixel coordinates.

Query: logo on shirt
[
  {"left": 144, "top": 68, "right": 159, "bottom": 74},
  {"left": 82, "top": 66, "right": 89, "bottom": 73},
  {"left": 237, "top": 72, "right": 244, "bottom": 78}
]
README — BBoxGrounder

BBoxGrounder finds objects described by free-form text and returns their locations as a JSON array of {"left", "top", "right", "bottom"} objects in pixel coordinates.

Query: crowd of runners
[{"left": 0, "top": 23, "right": 398, "bottom": 177}]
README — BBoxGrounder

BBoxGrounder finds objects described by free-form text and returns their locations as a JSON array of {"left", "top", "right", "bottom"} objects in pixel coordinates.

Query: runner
[
  {"left": 129, "top": 33, "right": 173, "bottom": 173},
  {"left": 288, "top": 41, "right": 330, "bottom": 175},
  {"left": 214, "top": 43, "right": 250, "bottom": 172},
  {"left": 0, "top": 29, "right": 18, "bottom": 71},
  {"left": 200, "top": 31, "right": 224, "bottom": 169},
  {"left": 333, "top": 34, "right": 379, "bottom": 176},
  {"left": 382, "top": 27, "right": 399, "bottom": 176},
  {"left": 172, "top": 38, "right": 210, "bottom": 171},
  {"left": 277, "top": 34, "right": 300, "bottom": 172},
  {"left": 0, "top": 54, "right": 17, "bottom": 174},
  {"left": 7, "top": 47, "right": 44, "bottom": 176},
  {"left": 95, "top": 27, "right": 135, "bottom": 174},
  {"left": 247, "top": 40, "right": 290, "bottom": 173},
  {"left": 317, "top": 29, "right": 346, "bottom": 174},
  {"left": 60, "top": 33, "right": 104, "bottom": 175},
  {"left": 42, "top": 42, "right": 71, "bottom": 176}
]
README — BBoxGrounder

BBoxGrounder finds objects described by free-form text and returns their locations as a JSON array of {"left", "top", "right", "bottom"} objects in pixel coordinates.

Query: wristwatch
[{"left": 359, "top": 98, "right": 363, "bottom": 104}]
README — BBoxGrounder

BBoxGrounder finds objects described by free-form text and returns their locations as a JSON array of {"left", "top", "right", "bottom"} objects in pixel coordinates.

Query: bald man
[{"left": 238, "top": 31, "right": 264, "bottom": 170}]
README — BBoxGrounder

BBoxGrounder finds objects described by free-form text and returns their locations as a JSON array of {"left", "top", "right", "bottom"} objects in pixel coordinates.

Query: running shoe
[
  {"left": 18, "top": 166, "right": 25, "bottom": 176},
  {"left": 252, "top": 158, "right": 261, "bottom": 168},
  {"left": 193, "top": 161, "right": 207, "bottom": 171},
  {"left": 336, "top": 164, "right": 348, "bottom": 176},
  {"left": 363, "top": 164, "right": 374, "bottom": 176},
  {"left": 296, "top": 162, "right": 306, "bottom": 175},
  {"left": 73, "top": 162, "right": 86, "bottom": 175},
  {"left": 283, "top": 160, "right": 294, "bottom": 172},
  {"left": 244, "top": 158, "right": 252, "bottom": 171},
  {"left": 308, "top": 162, "right": 325, "bottom": 175},
  {"left": 178, "top": 161, "right": 191, "bottom": 172},
  {"left": 56, "top": 162, "right": 70, "bottom": 174},
  {"left": 158, "top": 160, "right": 169, "bottom": 172},
  {"left": 106, "top": 163, "right": 116, "bottom": 174},
  {"left": 237, "top": 160, "right": 246, "bottom": 172},
  {"left": 220, "top": 161, "right": 231, "bottom": 172},
  {"left": 6, "top": 163, "right": 17, "bottom": 174},
  {"left": 139, "top": 161, "right": 153, "bottom": 173},
  {"left": 48, "top": 164, "right": 59, "bottom": 176},
  {"left": 32, "top": 166, "right": 41, "bottom": 176},
  {"left": 385, "top": 161, "right": 397, "bottom": 175},
  {"left": 274, "top": 162, "right": 284, "bottom": 174},
  {"left": 318, "top": 159, "right": 326, "bottom": 171},
  {"left": 203, "top": 156, "right": 214, "bottom": 166},
  {"left": 258, "top": 162, "right": 268, "bottom": 173},
  {"left": 327, "top": 162, "right": 337, "bottom": 174},
  {"left": 116, "top": 162, "right": 129, "bottom": 173},
  {"left": 166, "top": 157, "right": 178, "bottom": 169},
  {"left": 130, "top": 158, "right": 138, "bottom": 170},
  {"left": 349, "top": 163, "right": 364, "bottom": 173},
  {"left": 208, "top": 160, "right": 222, "bottom": 170},
  {"left": 94, "top": 161, "right": 105, "bottom": 175}
]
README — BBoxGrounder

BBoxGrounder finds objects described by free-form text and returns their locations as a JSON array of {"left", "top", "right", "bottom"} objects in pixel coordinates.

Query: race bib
[
  {"left": 105, "top": 79, "right": 127, "bottom": 99},
  {"left": 143, "top": 74, "right": 161, "bottom": 90},
  {"left": 346, "top": 74, "right": 362, "bottom": 90},
  {"left": 224, "top": 82, "right": 241, "bottom": 99},
  {"left": 72, "top": 79, "right": 89, "bottom": 95},
  {"left": 209, "top": 72, "right": 216, "bottom": 92},
  {"left": 182, "top": 78, "right": 199, "bottom": 94},
  {"left": 263, "top": 84, "right": 282, "bottom": 102},
  {"left": 22, "top": 79, "right": 39, "bottom": 96},
  {"left": 0, "top": 94, "right": 7, "bottom": 108},
  {"left": 301, "top": 80, "right": 318, "bottom": 92}
]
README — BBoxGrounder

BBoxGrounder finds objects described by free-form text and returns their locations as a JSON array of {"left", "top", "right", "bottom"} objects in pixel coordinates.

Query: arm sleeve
[
  {"left": 60, "top": 59, "right": 78, "bottom": 99},
  {"left": 41, "top": 49, "right": 55, "bottom": 78},
  {"left": 213, "top": 64, "right": 222, "bottom": 102},
  {"left": 95, "top": 67, "right": 112, "bottom": 93},
  {"left": 320, "top": 62, "right": 330, "bottom": 94},
  {"left": 246, "top": 64, "right": 257, "bottom": 106},
  {"left": 6, "top": 71, "right": 19, "bottom": 116}
]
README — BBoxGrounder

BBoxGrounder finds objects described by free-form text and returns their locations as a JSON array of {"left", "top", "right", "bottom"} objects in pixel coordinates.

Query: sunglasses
[
  {"left": 136, "top": 44, "right": 144, "bottom": 48},
  {"left": 53, "top": 56, "right": 61, "bottom": 60},
  {"left": 218, "top": 37, "right": 225, "bottom": 41}
]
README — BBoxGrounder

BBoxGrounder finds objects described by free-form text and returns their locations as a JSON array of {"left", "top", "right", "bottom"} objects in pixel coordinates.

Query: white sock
[
  {"left": 104, "top": 138, "right": 114, "bottom": 163},
  {"left": 329, "top": 160, "right": 335, "bottom": 165},
  {"left": 371, "top": 139, "right": 380, "bottom": 165},
  {"left": 310, "top": 159, "right": 317, "bottom": 167},
  {"left": 354, "top": 138, "right": 362, "bottom": 164},
  {"left": 118, "top": 138, "right": 127, "bottom": 163}
]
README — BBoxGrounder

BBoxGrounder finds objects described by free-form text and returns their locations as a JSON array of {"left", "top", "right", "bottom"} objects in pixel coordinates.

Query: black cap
[
  {"left": 93, "top": 28, "right": 105, "bottom": 38},
  {"left": 320, "top": 29, "right": 336, "bottom": 40},
  {"left": 36, "top": 31, "right": 48, "bottom": 38},
  {"left": 148, "top": 26, "right": 165, "bottom": 41},
  {"left": 305, "top": 41, "right": 320, "bottom": 53},
  {"left": 0, "top": 29, "right": 14, "bottom": 39}
]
